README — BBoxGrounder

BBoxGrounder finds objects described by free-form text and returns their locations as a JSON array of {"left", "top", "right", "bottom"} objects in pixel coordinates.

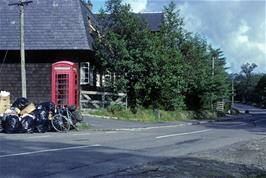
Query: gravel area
[
  {"left": 194, "top": 137, "right": 266, "bottom": 171},
  {"left": 100, "top": 137, "right": 266, "bottom": 178}
]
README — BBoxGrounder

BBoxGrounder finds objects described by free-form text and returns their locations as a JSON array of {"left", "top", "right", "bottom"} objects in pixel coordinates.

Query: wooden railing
[{"left": 80, "top": 90, "right": 127, "bottom": 109}]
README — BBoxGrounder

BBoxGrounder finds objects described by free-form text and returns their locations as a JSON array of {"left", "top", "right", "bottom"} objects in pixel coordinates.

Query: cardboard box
[
  {"left": 0, "top": 95, "right": 10, "bottom": 114},
  {"left": 20, "top": 103, "right": 36, "bottom": 115}
]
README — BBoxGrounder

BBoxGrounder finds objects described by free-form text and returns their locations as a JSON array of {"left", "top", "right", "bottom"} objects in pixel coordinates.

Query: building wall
[{"left": 0, "top": 63, "right": 52, "bottom": 103}]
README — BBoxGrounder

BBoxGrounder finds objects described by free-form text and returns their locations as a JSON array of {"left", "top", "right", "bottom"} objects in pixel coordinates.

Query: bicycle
[
  {"left": 51, "top": 105, "right": 82, "bottom": 132},
  {"left": 50, "top": 112, "right": 70, "bottom": 132}
]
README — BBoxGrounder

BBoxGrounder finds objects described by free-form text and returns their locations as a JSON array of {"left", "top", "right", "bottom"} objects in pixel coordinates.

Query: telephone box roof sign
[
  {"left": 53, "top": 61, "right": 75, "bottom": 65},
  {"left": 53, "top": 61, "right": 76, "bottom": 70},
  {"left": 54, "top": 66, "right": 71, "bottom": 71},
  {"left": 53, "top": 61, "right": 75, "bottom": 66}
]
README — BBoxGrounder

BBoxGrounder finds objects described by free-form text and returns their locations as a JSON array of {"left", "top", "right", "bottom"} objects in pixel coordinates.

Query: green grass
[
  {"left": 85, "top": 108, "right": 218, "bottom": 123},
  {"left": 76, "top": 122, "right": 91, "bottom": 130}
]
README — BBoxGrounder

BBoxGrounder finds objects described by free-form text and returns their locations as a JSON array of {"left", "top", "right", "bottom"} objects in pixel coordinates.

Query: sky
[{"left": 90, "top": 0, "right": 266, "bottom": 73}]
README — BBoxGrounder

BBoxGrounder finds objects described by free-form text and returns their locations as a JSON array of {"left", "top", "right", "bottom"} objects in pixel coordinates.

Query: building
[{"left": 0, "top": 0, "right": 163, "bottom": 108}]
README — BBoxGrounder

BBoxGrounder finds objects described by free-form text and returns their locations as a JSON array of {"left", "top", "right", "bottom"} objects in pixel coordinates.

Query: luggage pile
[{"left": 0, "top": 97, "right": 83, "bottom": 134}]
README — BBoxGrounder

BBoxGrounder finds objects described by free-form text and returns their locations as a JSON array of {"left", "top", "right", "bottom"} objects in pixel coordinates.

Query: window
[
  {"left": 88, "top": 17, "right": 97, "bottom": 34},
  {"left": 88, "top": 17, "right": 92, "bottom": 33},
  {"left": 80, "top": 62, "right": 90, "bottom": 85}
]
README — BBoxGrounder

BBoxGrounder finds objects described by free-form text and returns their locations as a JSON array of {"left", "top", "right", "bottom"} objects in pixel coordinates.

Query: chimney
[{"left": 86, "top": 0, "right": 93, "bottom": 11}]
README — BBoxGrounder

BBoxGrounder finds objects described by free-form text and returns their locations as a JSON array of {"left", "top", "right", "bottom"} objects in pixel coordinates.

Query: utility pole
[
  {"left": 211, "top": 56, "right": 215, "bottom": 111},
  {"left": 212, "top": 56, "right": 215, "bottom": 77},
  {"left": 231, "top": 76, "right": 235, "bottom": 107},
  {"left": 9, "top": 0, "right": 32, "bottom": 98}
]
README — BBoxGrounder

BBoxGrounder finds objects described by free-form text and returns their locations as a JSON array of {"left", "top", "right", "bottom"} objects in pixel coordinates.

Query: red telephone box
[{"left": 52, "top": 61, "right": 79, "bottom": 108}]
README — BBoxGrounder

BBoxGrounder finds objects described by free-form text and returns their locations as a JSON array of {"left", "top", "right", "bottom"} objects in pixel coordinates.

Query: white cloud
[
  {"left": 174, "top": 1, "right": 266, "bottom": 73},
  {"left": 229, "top": 20, "right": 265, "bottom": 72},
  {"left": 238, "top": 20, "right": 250, "bottom": 34},
  {"left": 236, "top": 20, "right": 250, "bottom": 44},
  {"left": 178, "top": 2, "right": 204, "bottom": 33},
  {"left": 123, "top": 0, "right": 148, "bottom": 13}
]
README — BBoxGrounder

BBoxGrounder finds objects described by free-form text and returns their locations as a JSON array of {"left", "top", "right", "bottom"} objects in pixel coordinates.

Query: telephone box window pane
[{"left": 56, "top": 74, "right": 69, "bottom": 106}]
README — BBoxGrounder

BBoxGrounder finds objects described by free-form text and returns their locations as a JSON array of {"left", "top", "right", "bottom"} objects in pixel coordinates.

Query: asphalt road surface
[
  {"left": 233, "top": 103, "right": 266, "bottom": 114},
  {"left": 0, "top": 113, "right": 265, "bottom": 177}
]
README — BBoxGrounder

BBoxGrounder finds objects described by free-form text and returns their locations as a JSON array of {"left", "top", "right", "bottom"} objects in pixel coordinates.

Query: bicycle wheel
[
  {"left": 51, "top": 114, "right": 70, "bottom": 132},
  {"left": 67, "top": 111, "right": 79, "bottom": 131}
]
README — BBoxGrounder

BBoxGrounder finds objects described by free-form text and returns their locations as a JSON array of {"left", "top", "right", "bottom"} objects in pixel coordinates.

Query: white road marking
[
  {"left": 27, "top": 135, "right": 51, "bottom": 139},
  {"left": 117, "top": 123, "right": 189, "bottom": 131},
  {"left": 72, "top": 133, "right": 92, "bottom": 136},
  {"left": 91, "top": 144, "right": 101, "bottom": 147},
  {"left": 105, "top": 131, "right": 117, "bottom": 134},
  {"left": 0, "top": 145, "right": 98, "bottom": 158},
  {"left": 156, "top": 129, "right": 212, "bottom": 139}
]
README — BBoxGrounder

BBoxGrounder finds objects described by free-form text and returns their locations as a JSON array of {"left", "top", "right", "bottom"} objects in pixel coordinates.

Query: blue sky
[{"left": 90, "top": 0, "right": 266, "bottom": 73}]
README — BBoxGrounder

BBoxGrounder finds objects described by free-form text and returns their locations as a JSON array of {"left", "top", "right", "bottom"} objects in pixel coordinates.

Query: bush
[
  {"left": 229, "top": 108, "right": 240, "bottom": 115},
  {"left": 107, "top": 102, "right": 124, "bottom": 114},
  {"left": 224, "top": 102, "right": 231, "bottom": 113},
  {"left": 193, "top": 110, "right": 217, "bottom": 120}
]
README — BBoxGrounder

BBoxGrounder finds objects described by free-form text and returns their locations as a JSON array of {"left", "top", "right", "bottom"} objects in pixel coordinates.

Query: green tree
[
  {"left": 256, "top": 74, "right": 266, "bottom": 96},
  {"left": 156, "top": 1, "right": 187, "bottom": 110},
  {"left": 179, "top": 33, "right": 229, "bottom": 110},
  {"left": 234, "top": 63, "right": 261, "bottom": 102},
  {"left": 94, "top": 0, "right": 159, "bottom": 111},
  {"left": 94, "top": 0, "right": 230, "bottom": 112},
  {"left": 255, "top": 74, "right": 266, "bottom": 107}
]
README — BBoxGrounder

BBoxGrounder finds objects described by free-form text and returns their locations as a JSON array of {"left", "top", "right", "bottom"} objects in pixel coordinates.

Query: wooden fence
[
  {"left": 215, "top": 101, "right": 225, "bottom": 112},
  {"left": 80, "top": 90, "right": 127, "bottom": 109}
]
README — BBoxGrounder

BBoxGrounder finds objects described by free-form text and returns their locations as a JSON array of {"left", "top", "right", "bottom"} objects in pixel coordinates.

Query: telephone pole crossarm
[{"left": 8, "top": 1, "right": 33, "bottom": 6}]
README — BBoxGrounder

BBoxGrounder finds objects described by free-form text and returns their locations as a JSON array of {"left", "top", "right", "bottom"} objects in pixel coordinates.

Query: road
[
  {"left": 233, "top": 103, "right": 266, "bottom": 114},
  {"left": 0, "top": 113, "right": 265, "bottom": 177}
]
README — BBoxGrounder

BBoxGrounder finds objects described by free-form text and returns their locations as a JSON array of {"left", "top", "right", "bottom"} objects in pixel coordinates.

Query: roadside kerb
[
  {"left": 83, "top": 113, "right": 119, "bottom": 120},
  {"left": 215, "top": 114, "right": 253, "bottom": 122},
  {"left": 83, "top": 113, "right": 253, "bottom": 132}
]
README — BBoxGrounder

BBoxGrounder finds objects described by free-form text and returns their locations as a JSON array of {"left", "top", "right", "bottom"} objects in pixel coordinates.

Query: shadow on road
[
  {"left": 203, "top": 114, "right": 266, "bottom": 134},
  {"left": 0, "top": 137, "right": 266, "bottom": 178}
]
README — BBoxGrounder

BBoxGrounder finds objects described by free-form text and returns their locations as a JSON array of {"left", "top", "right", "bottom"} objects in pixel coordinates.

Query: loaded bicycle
[{"left": 50, "top": 105, "right": 83, "bottom": 132}]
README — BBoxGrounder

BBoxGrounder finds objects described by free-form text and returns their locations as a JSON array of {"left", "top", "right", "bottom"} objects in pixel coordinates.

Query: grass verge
[
  {"left": 76, "top": 122, "right": 91, "bottom": 130},
  {"left": 84, "top": 109, "right": 218, "bottom": 123}
]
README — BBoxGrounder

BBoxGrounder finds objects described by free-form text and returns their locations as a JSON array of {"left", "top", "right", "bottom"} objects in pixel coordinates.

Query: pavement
[{"left": 0, "top": 105, "right": 265, "bottom": 177}]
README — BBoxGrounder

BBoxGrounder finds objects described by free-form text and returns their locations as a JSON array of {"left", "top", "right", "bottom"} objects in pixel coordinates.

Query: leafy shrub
[
  {"left": 107, "top": 102, "right": 124, "bottom": 114},
  {"left": 224, "top": 102, "right": 231, "bottom": 113},
  {"left": 229, "top": 108, "right": 240, "bottom": 115}
]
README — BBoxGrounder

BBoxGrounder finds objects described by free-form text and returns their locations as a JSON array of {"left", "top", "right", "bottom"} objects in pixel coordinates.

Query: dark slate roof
[
  {"left": 139, "top": 13, "right": 164, "bottom": 32},
  {"left": 0, "top": 0, "right": 95, "bottom": 50}
]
